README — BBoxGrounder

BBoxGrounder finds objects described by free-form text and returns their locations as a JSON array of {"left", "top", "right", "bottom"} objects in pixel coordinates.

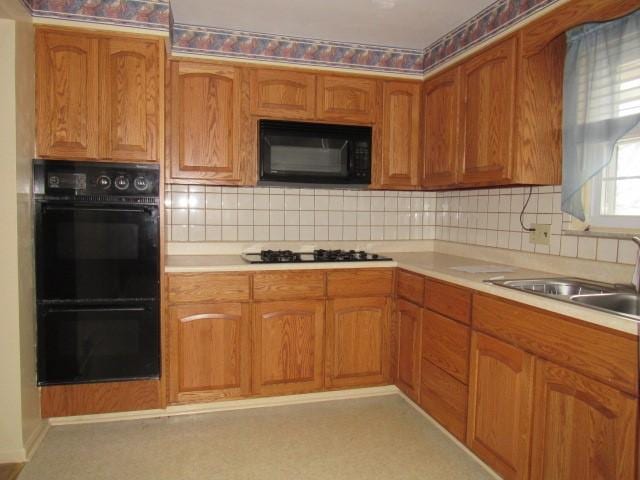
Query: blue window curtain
[{"left": 562, "top": 10, "right": 640, "bottom": 221}]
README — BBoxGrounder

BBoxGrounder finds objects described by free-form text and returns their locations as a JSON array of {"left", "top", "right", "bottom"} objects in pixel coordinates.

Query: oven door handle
[
  {"left": 44, "top": 306, "right": 147, "bottom": 314},
  {"left": 41, "top": 205, "right": 157, "bottom": 215}
]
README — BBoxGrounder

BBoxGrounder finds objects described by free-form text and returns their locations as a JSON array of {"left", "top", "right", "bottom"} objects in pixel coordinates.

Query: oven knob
[
  {"left": 48, "top": 175, "right": 60, "bottom": 188},
  {"left": 96, "top": 175, "right": 111, "bottom": 190},
  {"left": 114, "top": 175, "right": 130, "bottom": 191},
  {"left": 133, "top": 176, "right": 149, "bottom": 191}
]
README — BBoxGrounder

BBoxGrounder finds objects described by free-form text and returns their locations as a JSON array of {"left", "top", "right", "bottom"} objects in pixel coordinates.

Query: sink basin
[
  {"left": 570, "top": 293, "right": 640, "bottom": 318},
  {"left": 491, "top": 278, "right": 614, "bottom": 297}
]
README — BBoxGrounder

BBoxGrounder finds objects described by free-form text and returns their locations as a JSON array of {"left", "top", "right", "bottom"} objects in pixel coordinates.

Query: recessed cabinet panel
[
  {"left": 326, "top": 296, "right": 390, "bottom": 388},
  {"left": 252, "top": 300, "right": 325, "bottom": 395},
  {"left": 102, "top": 38, "right": 159, "bottom": 161},
  {"left": 460, "top": 37, "right": 518, "bottom": 185},
  {"left": 396, "top": 299, "right": 422, "bottom": 401},
  {"left": 250, "top": 69, "right": 316, "bottom": 119},
  {"left": 169, "top": 303, "right": 251, "bottom": 403},
  {"left": 317, "top": 75, "right": 377, "bottom": 124},
  {"left": 422, "top": 67, "right": 460, "bottom": 188},
  {"left": 36, "top": 30, "right": 100, "bottom": 159},
  {"left": 169, "top": 62, "right": 243, "bottom": 183},
  {"left": 379, "top": 81, "right": 421, "bottom": 188}
]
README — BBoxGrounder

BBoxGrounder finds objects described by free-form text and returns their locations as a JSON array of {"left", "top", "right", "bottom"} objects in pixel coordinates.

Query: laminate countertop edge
[{"left": 165, "top": 252, "right": 640, "bottom": 336}]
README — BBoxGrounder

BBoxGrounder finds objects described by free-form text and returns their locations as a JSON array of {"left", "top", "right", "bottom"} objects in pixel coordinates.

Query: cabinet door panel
[
  {"left": 379, "top": 81, "right": 421, "bottom": 188},
  {"left": 169, "top": 303, "right": 251, "bottom": 404},
  {"left": 422, "top": 309, "right": 470, "bottom": 384},
  {"left": 317, "top": 75, "right": 377, "bottom": 124},
  {"left": 467, "top": 332, "right": 534, "bottom": 480},
  {"left": 326, "top": 296, "right": 390, "bottom": 388},
  {"left": 253, "top": 300, "right": 325, "bottom": 395},
  {"left": 396, "top": 299, "right": 422, "bottom": 401},
  {"left": 461, "top": 37, "right": 517, "bottom": 185},
  {"left": 250, "top": 69, "right": 315, "bottom": 119},
  {"left": 36, "top": 30, "right": 100, "bottom": 159},
  {"left": 422, "top": 67, "right": 460, "bottom": 188},
  {"left": 169, "top": 62, "right": 243, "bottom": 183},
  {"left": 530, "top": 360, "right": 637, "bottom": 480},
  {"left": 102, "top": 38, "right": 160, "bottom": 161}
]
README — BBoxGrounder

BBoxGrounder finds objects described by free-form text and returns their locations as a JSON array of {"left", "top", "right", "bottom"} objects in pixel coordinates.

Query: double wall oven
[{"left": 34, "top": 160, "right": 160, "bottom": 386}]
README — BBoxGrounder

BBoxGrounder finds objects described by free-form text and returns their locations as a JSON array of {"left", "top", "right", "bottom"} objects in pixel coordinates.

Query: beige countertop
[{"left": 165, "top": 251, "right": 639, "bottom": 336}]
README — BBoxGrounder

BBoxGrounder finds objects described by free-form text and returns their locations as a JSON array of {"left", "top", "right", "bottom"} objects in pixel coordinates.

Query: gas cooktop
[{"left": 241, "top": 249, "right": 392, "bottom": 264}]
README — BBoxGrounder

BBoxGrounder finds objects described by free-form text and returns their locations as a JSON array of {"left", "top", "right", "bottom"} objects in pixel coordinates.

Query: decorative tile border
[
  {"left": 423, "top": 0, "right": 563, "bottom": 72},
  {"left": 172, "top": 24, "right": 424, "bottom": 75},
  {"left": 23, "top": 0, "right": 566, "bottom": 74},
  {"left": 29, "top": 0, "right": 170, "bottom": 30}
]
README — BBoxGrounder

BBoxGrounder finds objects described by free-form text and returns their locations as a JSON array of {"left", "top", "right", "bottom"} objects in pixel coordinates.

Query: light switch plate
[{"left": 530, "top": 224, "right": 551, "bottom": 245}]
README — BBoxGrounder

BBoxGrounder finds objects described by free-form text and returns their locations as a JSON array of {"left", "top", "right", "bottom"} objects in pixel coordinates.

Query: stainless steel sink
[
  {"left": 487, "top": 277, "right": 639, "bottom": 321},
  {"left": 570, "top": 293, "right": 640, "bottom": 317},
  {"left": 490, "top": 278, "right": 616, "bottom": 297}
]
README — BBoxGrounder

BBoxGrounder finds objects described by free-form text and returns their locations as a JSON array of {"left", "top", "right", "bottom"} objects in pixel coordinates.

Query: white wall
[{"left": 0, "top": 0, "right": 42, "bottom": 463}]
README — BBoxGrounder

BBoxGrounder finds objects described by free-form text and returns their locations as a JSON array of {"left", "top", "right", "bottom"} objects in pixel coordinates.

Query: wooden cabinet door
[
  {"left": 396, "top": 299, "right": 422, "bottom": 401},
  {"left": 530, "top": 360, "right": 637, "bottom": 480},
  {"left": 467, "top": 332, "right": 534, "bottom": 480},
  {"left": 168, "top": 61, "right": 243, "bottom": 183},
  {"left": 317, "top": 75, "right": 377, "bottom": 124},
  {"left": 250, "top": 69, "right": 316, "bottom": 120},
  {"left": 422, "top": 309, "right": 470, "bottom": 384},
  {"left": 422, "top": 67, "right": 461, "bottom": 188},
  {"left": 36, "top": 30, "right": 100, "bottom": 159},
  {"left": 378, "top": 81, "right": 421, "bottom": 188},
  {"left": 101, "top": 37, "right": 160, "bottom": 162},
  {"left": 168, "top": 303, "right": 251, "bottom": 404},
  {"left": 460, "top": 37, "right": 517, "bottom": 185},
  {"left": 326, "top": 296, "right": 390, "bottom": 388},
  {"left": 252, "top": 300, "right": 325, "bottom": 395}
]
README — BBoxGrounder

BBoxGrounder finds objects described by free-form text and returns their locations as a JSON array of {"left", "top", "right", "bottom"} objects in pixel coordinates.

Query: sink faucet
[{"left": 632, "top": 236, "right": 640, "bottom": 293}]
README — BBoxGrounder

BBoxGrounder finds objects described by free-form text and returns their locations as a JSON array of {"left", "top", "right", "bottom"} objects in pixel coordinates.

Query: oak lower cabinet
[
  {"left": 530, "top": 360, "right": 637, "bottom": 480},
  {"left": 395, "top": 299, "right": 422, "bottom": 401},
  {"left": 467, "top": 332, "right": 535, "bottom": 480},
  {"left": 168, "top": 302, "right": 252, "bottom": 404},
  {"left": 252, "top": 300, "right": 325, "bottom": 395},
  {"left": 326, "top": 296, "right": 391, "bottom": 388}
]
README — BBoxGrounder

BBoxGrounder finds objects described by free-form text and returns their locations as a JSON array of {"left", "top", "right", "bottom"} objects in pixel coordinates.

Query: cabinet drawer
[
  {"left": 424, "top": 279, "right": 471, "bottom": 324},
  {"left": 420, "top": 359, "right": 468, "bottom": 442},
  {"left": 167, "top": 273, "right": 251, "bottom": 304},
  {"left": 253, "top": 271, "right": 325, "bottom": 301},
  {"left": 422, "top": 309, "right": 470, "bottom": 384},
  {"left": 473, "top": 293, "right": 639, "bottom": 396},
  {"left": 327, "top": 269, "right": 393, "bottom": 297},
  {"left": 397, "top": 269, "right": 424, "bottom": 304}
]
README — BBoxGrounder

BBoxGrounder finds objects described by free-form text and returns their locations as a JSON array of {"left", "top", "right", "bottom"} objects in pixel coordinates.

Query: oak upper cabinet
[
  {"left": 252, "top": 300, "right": 325, "bottom": 395},
  {"left": 326, "top": 296, "right": 390, "bottom": 388},
  {"left": 460, "top": 36, "right": 518, "bottom": 186},
  {"left": 36, "top": 28, "right": 161, "bottom": 162},
  {"left": 422, "top": 67, "right": 461, "bottom": 188},
  {"left": 377, "top": 81, "right": 421, "bottom": 189},
  {"left": 530, "top": 360, "right": 637, "bottom": 480},
  {"left": 168, "top": 303, "right": 251, "bottom": 404},
  {"left": 467, "top": 332, "right": 534, "bottom": 480},
  {"left": 249, "top": 69, "right": 316, "bottom": 120},
  {"left": 395, "top": 299, "right": 422, "bottom": 401},
  {"left": 168, "top": 61, "right": 245, "bottom": 184},
  {"left": 101, "top": 37, "right": 160, "bottom": 161},
  {"left": 317, "top": 75, "right": 378, "bottom": 124}
]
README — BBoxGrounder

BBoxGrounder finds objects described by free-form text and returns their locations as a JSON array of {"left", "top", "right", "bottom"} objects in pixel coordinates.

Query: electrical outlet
[{"left": 529, "top": 224, "right": 551, "bottom": 245}]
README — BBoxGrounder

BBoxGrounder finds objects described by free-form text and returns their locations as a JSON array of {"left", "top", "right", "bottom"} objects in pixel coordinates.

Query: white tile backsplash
[{"left": 166, "top": 184, "right": 637, "bottom": 266}]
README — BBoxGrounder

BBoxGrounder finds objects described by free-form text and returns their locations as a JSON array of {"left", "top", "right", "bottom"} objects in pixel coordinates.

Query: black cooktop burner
[{"left": 242, "top": 249, "right": 392, "bottom": 264}]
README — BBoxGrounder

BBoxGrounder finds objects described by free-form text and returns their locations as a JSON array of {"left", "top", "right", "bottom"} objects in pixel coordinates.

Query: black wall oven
[
  {"left": 34, "top": 160, "right": 160, "bottom": 386},
  {"left": 259, "top": 120, "right": 372, "bottom": 186}
]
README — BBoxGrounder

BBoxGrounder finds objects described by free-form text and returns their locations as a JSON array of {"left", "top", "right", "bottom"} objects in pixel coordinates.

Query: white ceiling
[{"left": 170, "top": 0, "right": 497, "bottom": 50}]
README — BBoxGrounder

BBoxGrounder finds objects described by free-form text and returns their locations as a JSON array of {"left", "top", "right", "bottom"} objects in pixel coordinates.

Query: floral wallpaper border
[{"left": 24, "top": 0, "right": 564, "bottom": 74}]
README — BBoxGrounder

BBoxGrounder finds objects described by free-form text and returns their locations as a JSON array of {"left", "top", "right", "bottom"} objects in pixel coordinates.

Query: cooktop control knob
[
  {"left": 96, "top": 175, "right": 111, "bottom": 190},
  {"left": 114, "top": 175, "right": 130, "bottom": 191},
  {"left": 133, "top": 176, "right": 149, "bottom": 191}
]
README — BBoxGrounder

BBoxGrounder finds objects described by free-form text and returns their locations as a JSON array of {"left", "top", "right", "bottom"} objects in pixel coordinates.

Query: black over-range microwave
[{"left": 259, "top": 119, "right": 372, "bottom": 186}]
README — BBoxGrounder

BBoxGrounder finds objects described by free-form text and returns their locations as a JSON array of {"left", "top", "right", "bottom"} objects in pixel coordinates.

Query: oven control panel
[{"left": 34, "top": 160, "right": 160, "bottom": 197}]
